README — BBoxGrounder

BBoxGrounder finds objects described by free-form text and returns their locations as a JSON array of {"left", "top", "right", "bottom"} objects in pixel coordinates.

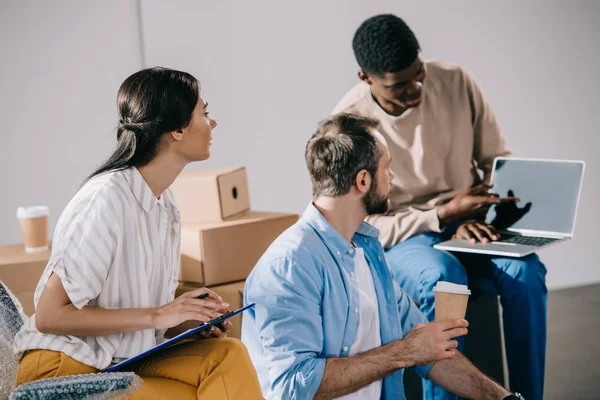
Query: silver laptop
[{"left": 434, "top": 157, "right": 585, "bottom": 257}]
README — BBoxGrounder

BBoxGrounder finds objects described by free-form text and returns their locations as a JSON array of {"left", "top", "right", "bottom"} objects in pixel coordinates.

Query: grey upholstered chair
[{"left": 0, "top": 280, "right": 142, "bottom": 400}]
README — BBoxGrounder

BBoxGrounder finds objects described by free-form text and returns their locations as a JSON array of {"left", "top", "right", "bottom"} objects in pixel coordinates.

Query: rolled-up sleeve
[
  {"left": 394, "top": 280, "right": 434, "bottom": 379},
  {"left": 245, "top": 256, "right": 326, "bottom": 399},
  {"left": 50, "top": 196, "right": 120, "bottom": 309},
  {"left": 366, "top": 208, "right": 442, "bottom": 250}
]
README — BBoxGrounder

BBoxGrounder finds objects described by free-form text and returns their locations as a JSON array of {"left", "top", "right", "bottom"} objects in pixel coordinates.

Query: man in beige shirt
[{"left": 333, "top": 14, "right": 545, "bottom": 400}]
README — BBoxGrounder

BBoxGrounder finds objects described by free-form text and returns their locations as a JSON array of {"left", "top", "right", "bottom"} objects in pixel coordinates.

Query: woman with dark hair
[{"left": 13, "top": 67, "right": 263, "bottom": 399}]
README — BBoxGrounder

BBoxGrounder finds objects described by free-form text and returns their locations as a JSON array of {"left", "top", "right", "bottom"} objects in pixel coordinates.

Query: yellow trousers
[{"left": 15, "top": 338, "right": 264, "bottom": 399}]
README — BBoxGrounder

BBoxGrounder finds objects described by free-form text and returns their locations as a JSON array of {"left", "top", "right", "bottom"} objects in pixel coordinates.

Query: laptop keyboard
[{"left": 499, "top": 234, "right": 561, "bottom": 246}]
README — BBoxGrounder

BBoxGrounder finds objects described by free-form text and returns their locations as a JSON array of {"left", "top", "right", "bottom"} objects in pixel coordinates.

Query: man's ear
[
  {"left": 170, "top": 129, "right": 184, "bottom": 142},
  {"left": 355, "top": 169, "right": 372, "bottom": 194},
  {"left": 358, "top": 70, "right": 373, "bottom": 85}
]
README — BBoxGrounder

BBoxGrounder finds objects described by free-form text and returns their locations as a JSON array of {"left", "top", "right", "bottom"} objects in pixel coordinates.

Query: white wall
[
  {"left": 139, "top": 0, "right": 600, "bottom": 290},
  {"left": 2, "top": 1, "right": 598, "bottom": 290},
  {"left": 0, "top": 0, "right": 142, "bottom": 245}
]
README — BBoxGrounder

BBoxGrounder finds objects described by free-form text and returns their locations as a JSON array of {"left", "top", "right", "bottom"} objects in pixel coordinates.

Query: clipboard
[{"left": 103, "top": 303, "right": 255, "bottom": 372}]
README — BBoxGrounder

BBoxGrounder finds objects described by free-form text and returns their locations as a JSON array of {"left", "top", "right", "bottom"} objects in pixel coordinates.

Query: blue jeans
[{"left": 386, "top": 232, "right": 547, "bottom": 400}]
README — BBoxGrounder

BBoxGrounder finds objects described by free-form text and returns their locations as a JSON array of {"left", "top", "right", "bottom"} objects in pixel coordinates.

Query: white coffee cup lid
[
  {"left": 433, "top": 281, "right": 471, "bottom": 295},
  {"left": 16, "top": 206, "right": 50, "bottom": 219}
]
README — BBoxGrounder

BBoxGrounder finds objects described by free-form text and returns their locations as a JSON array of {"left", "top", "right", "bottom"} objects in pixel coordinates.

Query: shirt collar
[
  {"left": 161, "top": 187, "right": 179, "bottom": 216},
  {"left": 356, "top": 219, "right": 380, "bottom": 238},
  {"left": 302, "top": 203, "right": 380, "bottom": 256},
  {"left": 364, "top": 83, "right": 417, "bottom": 121},
  {"left": 123, "top": 167, "right": 177, "bottom": 215}
]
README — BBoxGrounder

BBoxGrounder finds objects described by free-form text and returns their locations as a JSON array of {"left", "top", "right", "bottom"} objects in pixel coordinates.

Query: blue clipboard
[{"left": 102, "top": 303, "right": 255, "bottom": 372}]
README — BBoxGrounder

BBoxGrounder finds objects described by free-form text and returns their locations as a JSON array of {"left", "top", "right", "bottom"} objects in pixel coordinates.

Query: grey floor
[{"left": 545, "top": 283, "right": 600, "bottom": 399}]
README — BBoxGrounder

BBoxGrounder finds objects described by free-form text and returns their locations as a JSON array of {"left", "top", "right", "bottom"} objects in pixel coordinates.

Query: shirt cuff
[
  {"left": 413, "top": 362, "right": 434, "bottom": 380},
  {"left": 305, "top": 357, "right": 327, "bottom": 399},
  {"left": 424, "top": 208, "right": 443, "bottom": 233},
  {"left": 50, "top": 258, "right": 92, "bottom": 310}
]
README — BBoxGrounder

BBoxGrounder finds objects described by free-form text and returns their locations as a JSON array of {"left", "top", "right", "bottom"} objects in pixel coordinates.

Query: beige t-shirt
[
  {"left": 332, "top": 60, "right": 512, "bottom": 249},
  {"left": 13, "top": 167, "right": 181, "bottom": 369}
]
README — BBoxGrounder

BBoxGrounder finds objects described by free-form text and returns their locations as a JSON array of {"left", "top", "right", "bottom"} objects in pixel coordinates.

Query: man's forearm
[
  {"left": 437, "top": 203, "right": 452, "bottom": 227},
  {"left": 314, "top": 341, "right": 412, "bottom": 400},
  {"left": 428, "top": 352, "right": 510, "bottom": 400}
]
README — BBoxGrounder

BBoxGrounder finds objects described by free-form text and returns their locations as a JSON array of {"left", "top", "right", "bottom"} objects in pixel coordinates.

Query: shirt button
[
  {"left": 354, "top": 308, "right": 359, "bottom": 313},
  {"left": 336, "top": 251, "right": 341, "bottom": 256},
  {"left": 378, "top": 256, "right": 382, "bottom": 261},
  {"left": 349, "top": 248, "right": 354, "bottom": 254},
  {"left": 350, "top": 272, "right": 355, "bottom": 277},
  {"left": 343, "top": 346, "right": 349, "bottom": 352}
]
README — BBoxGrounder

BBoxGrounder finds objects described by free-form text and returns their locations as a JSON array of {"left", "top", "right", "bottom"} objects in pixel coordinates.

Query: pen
[{"left": 197, "top": 292, "right": 209, "bottom": 299}]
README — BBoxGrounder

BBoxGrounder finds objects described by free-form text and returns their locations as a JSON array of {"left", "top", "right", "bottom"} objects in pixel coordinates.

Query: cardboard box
[
  {"left": 0, "top": 244, "right": 51, "bottom": 316},
  {"left": 180, "top": 211, "right": 298, "bottom": 286},
  {"left": 171, "top": 167, "right": 250, "bottom": 223},
  {"left": 176, "top": 280, "right": 245, "bottom": 340}
]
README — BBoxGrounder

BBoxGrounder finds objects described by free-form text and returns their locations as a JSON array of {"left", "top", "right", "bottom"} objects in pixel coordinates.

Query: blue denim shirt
[{"left": 242, "top": 204, "right": 432, "bottom": 399}]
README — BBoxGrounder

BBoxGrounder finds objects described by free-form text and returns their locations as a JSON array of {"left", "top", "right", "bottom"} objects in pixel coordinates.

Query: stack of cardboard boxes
[
  {"left": 171, "top": 166, "right": 298, "bottom": 339},
  {"left": 0, "top": 244, "right": 51, "bottom": 315},
  {"left": 0, "top": 166, "right": 298, "bottom": 340}
]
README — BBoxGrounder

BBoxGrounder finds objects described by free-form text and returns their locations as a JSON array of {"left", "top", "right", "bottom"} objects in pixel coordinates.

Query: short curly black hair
[{"left": 352, "top": 14, "right": 420, "bottom": 76}]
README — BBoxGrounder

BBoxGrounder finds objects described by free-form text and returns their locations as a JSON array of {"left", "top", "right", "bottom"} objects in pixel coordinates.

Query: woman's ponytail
[{"left": 84, "top": 67, "right": 199, "bottom": 185}]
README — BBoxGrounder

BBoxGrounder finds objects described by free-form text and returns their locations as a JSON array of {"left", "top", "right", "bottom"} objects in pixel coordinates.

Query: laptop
[{"left": 434, "top": 157, "right": 585, "bottom": 257}]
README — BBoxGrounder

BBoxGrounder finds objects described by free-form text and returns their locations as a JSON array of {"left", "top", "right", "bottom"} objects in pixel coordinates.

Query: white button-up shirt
[{"left": 14, "top": 167, "right": 181, "bottom": 369}]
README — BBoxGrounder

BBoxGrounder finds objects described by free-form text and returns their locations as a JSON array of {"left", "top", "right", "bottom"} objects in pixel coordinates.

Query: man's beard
[{"left": 362, "top": 178, "right": 389, "bottom": 215}]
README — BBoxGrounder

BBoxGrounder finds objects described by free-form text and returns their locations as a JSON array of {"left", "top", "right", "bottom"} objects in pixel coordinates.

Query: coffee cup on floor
[
  {"left": 16, "top": 206, "right": 49, "bottom": 253},
  {"left": 433, "top": 281, "right": 471, "bottom": 321}
]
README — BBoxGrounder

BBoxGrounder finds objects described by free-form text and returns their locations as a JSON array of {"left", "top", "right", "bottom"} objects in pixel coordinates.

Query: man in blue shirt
[{"left": 242, "top": 113, "right": 520, "bottom": 400}]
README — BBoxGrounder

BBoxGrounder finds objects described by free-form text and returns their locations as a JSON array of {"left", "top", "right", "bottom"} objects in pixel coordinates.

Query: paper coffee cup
[
  {"left": 433, "top": 281, "right": 471, "bottom": 321},
  {"left": 16, "top": 206, "right": 49, "bottom": 253}
]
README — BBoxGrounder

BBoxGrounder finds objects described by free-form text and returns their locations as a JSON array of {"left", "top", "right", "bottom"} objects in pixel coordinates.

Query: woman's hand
[
  {"left": 153, "top": 288, "right": 230, "bottom": 330},
  {"left": 36, "top": 274, "right": 230, "bottom": 337},
  {"left": 199, "top": 319, "right": 233, "bottom": 339}
]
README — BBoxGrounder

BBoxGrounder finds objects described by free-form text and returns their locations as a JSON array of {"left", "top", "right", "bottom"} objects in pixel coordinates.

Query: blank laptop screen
[{"left": 485, "top": 159, "right": 584, "bottom": 235}]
